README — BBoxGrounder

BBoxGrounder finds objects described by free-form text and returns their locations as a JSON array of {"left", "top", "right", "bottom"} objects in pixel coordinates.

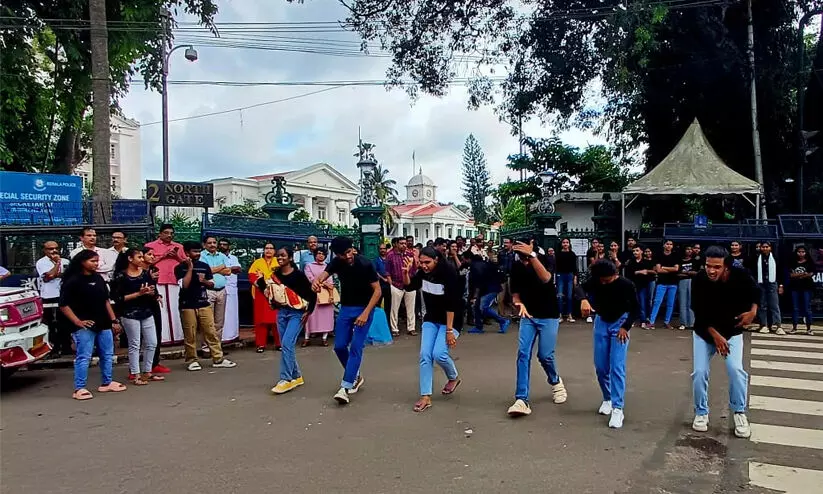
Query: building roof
[
  {"left": 392, "top": 202, "right": 449, "bottom": 217},
  {"left": 407, "top": 172, "right": 435, "bottom": 187},
  {"left": 623, "top": 119, "right": 762, "bottom": 196},
  {"left": 248, "top": 171, "right": 293, "bottom": 181}
]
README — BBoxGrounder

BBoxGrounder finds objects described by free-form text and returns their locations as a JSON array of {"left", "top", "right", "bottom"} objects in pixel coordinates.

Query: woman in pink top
[
  {"left": 303, "top": 248, "right": 335, "bottom": 346},
  {"left": 144, "top": 224, "right": 187, "bottom": 344}
]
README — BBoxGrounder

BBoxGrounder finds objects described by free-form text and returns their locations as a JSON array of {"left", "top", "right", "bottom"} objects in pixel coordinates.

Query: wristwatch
[{"left": 529, "top": 251, "right": 538, "bottom": 259}]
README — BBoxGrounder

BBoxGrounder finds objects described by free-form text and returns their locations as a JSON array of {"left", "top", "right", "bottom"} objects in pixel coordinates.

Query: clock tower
[{"left": 405, "top": 168, "right": 437, "bottom": 204}]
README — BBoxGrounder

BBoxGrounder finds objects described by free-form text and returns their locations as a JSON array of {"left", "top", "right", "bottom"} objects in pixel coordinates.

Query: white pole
[{"left": 621, "top": 193, "right": 626, "bottom": 248}]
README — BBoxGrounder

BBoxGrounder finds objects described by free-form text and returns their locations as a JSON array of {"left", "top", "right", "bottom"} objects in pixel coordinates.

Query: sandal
[
  {"left": 131, "top": 376, "right": 149, "bottom": 386},
  {"left": 413, "top": 398, "right": 432, "bottom": 413},
  {"left": 301, "top": 339, "right": 310, "bottom": 348},
  {"left": 322, "top": 339, "right": 329, "bottom": 347},
  {"left": 442, "top": 379, "right": 462, "bottom": 395},
  {"left": 97, "top": 381, "right": 127, "bottom": 393},
  {"left": 72, "top": 388, "right": 94, "bottom": 401},
  {"left": 146, "top": 374, "right": 165, "bottom": 382},
  {"left": 407, "top": 331, "right": 418, "bottom": 336}
]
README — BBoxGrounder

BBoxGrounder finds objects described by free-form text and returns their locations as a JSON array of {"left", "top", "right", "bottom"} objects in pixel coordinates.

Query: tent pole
[
  {"left": 755, "top": 194, "right": 761, "bottom": 220},
  {"left": 621, "top": 193, "right": 626, "bottom": 248}
]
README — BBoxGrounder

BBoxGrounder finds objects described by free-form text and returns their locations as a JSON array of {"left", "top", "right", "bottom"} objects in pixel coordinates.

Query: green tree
[
  {"left": 291, "top": 208, "right": 311, "bottom": 222},
  {"left": 461, "top": 134, "right": 491, "bottom": 223},
  {"left": 371, "top": 164, "right": 399, "bottom": 236},
  {"left": 219, "top": 199, "right": 267, "bottom": 218}
]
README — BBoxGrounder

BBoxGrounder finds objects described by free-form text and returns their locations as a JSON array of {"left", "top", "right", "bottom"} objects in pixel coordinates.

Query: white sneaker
[
  {"left": 349, "top": 375, "right": 365, "bottom": 394},
  {"left": 212, "top": 358, "right": 237, "bottom": 368},
  {"left": 187, "top": 361, "right": 202, "bottom": 371},
  {"left": 507, "top": 399, "right": 532, "bottom": 417},
  {"left": 598, "top": 400, "right": 613, "bottom": 415},
  {"left": 774, "top": 327, "right": 786, "bottom": 335},
  {"left": 758, "top": 326, "right": 769, "bottom": 334},
  {"left": 678, "top": 325, "right": 686, "bottom": 330},
  {"left": 733, "top": 413, "right": 751, "bottom": 438},
  {"left": 586, "top": 316, "right": 593, "bottom": 323},
  {"left": 692, "top": 414, "right": 709, "bottom": 432},
  {"left": 333, "top": 387, "right": 350, "bottom": 405},
  {"left": 552, "top": 378, "right": 568, "bottom": 404},
  {"left": 609, "top": 408, "right": 624, "bottom": 429},
  {"left": 567, "top": 317, "right": 575, "bottom": 323}
]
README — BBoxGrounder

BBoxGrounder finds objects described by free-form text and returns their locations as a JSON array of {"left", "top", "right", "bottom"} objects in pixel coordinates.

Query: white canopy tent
[{"left": 620, "top": 119, "right": 763, "bottom": 246}]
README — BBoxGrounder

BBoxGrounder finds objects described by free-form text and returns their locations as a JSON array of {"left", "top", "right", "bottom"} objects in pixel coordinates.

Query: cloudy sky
[{"left": 121, "top": 0, "right": 604, "bottom": 205}]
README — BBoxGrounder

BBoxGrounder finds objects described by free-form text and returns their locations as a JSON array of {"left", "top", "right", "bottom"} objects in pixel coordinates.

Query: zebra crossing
[{"left": 746, "top": 330, "right": 823, "bottom": 493}]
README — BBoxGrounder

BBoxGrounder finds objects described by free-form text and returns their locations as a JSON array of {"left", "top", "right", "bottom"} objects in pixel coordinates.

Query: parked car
[{"left": 0, "top": 286, "right": 51, "bottom": 382}]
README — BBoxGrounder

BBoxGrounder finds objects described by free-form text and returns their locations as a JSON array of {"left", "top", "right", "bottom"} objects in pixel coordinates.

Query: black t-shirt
[
  {"left": 174, "top": 260, "right": 212, "bottom": 309},
  {"left": 679, "top": 257, "right": 695, "bottom": 279},
  {"left": 692, "top": 255, "right": 704, "bottom": 272},
  {"left": 59, "top": 273, "right": 111, "bottom": 332},
  {"left": 555, "top": 250, "right": 578, "bottom": 274},
  {"left": 788, "top": 259, "right": 816, "bottom": 292},
  {"left": 582, "top": 276, "right": 638, "bottom": 329},
  {"left": 510, "top": 257, "right": 560, "bottom": 319},
  {"left": 111, "top": 270, "right": 156, "bottom": 320},
  {"left": 625, "top": 258, "right": 655, "bottom": 288},
  {"left": 405, "top": 263, "right": 463, "bottom": 325},
  {"left": 326, "top": 254, "right": 379, "bottom": 307},
  {"left": 692, "top": 267, "right": 759, "bottom": 344},
  {"left": 730, "top": 253, "right": 747, "bottom": 270},
  {"left": 656, "top": 252, "right": 679, "bottom": 285}
]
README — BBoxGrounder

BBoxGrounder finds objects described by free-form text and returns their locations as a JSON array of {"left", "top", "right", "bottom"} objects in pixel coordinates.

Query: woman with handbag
[
  {"left": 303, "top": 248, "right": 336, "bottom": 346},
  {"left": 255, "top": 246, "right": 316, "bottom": 394},
  {"left": 248, "top": 243, "right": 282, "bottom": 353}
]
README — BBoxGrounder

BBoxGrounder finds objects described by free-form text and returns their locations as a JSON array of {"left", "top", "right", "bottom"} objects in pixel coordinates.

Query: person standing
[
  {"left": 218, "top": 239, "right": 242, "bottom": 343},
  {"left": 36, "top": 241, "right": 71, "bottom": 355},
  {"left": 311, "top": 237, "right": 382, "bottom": 405},
  {"left": 201, "top": 236, "right": 231, "bottom": 345},
  {"left": 59, "top": 250, "right": 126, "bottom": 400},
  {"left": 649, "top": 240, "right": 679, "bottom": 330},
  {"left": 729, "top": 241, "right": 748, "bottom": 270},
  {"left": 465, "top": 251, "right": 509, "bottom": 334},
  {"left": 111, "top": 249, "right": 162, "bottom": 385},
  {"left": 386, "top": 237, "right": 417, "bottom": 336},
  {"left": 620, "top": 237, "right": 638, "bottom": 267},
  {"left": 70, "top": 227, "right": 116, "bottom": 281},
  {"left": 677, "top": 245, "right": 696, "bottom": 330},
  {"left": 755, "top": 241, "right": 785, "bottom": 334},
  {"left": 624, "top": 246, "right": 655, "bottom": 329},
  {"left": 108, "top": 231, "right": 128, "bottom": 255},
  {"left": 497, "top": 238, "right": 516, "bottom": 318},
  {"left": 788, "top": 245, "right": 815, "bottom": 335},
  {"left": 402, "top": 247, "right": 462, "bottom": 412},
  {"left": 607, "top": 241, "right": 623, "bottom": 271},
  {"left": 256, "top": 247, "right": 316, "bottom": 395},
  {"left": 555, "top": 238, "right": 578, "bottom": 323},
  {"left": 248, "top": 243, "right": 282, "bottom": 352},
  {"left": 144, "top": 224, "right": 187, "bottom": 344},
  {"left": 690, "top": 246, "right": 758, "bottom": 438},
  {"left": 141, "top": 248, "right": 170, "bottom": 374},
  {"left": 175, "top": 242, "right": 237, "bottom": 371},
  {"left": 303, "top": 248, "right": 335, "bottom": 346},
  {"left": 506, "top": 241, "right": 568, "bottom": 417},
  {"left": 374, "top": 243, "right": 393, "bottom": 321},
  {"left": 580, "top": 260, "right": 638, "bottom": 429},
  {"left": 296, "top": 236, "right": 325, "bottom": 271},
  {"left": 643, "top": 247, "right": 657, "bottom": 319}
]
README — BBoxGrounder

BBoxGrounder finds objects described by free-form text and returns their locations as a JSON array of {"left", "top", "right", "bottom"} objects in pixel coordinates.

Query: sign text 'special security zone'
[{"left": 145, "top": 180, "right": 214, "bottom": 208}]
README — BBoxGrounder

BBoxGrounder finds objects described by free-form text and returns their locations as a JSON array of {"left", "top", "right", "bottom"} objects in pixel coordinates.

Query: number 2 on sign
[{"left": 147, "top": 183, "right": 160, "bottom": 203}]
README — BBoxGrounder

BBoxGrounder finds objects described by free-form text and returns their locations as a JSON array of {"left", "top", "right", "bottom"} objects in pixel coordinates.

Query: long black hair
[
  {"left": 63, "top": 249, "right": 100, "bottom": 282},
  {"left": 114, "top": 248, "right": 142, "bottom": 275}
]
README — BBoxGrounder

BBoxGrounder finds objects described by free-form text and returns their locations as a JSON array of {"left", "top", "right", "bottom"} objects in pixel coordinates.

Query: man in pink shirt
[{"left": 145, "top": 223, "right": 188, "bottom": 344}]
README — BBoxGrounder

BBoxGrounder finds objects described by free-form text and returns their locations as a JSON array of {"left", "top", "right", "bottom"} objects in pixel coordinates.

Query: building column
[
  {"left": 303, "top": 196, "right": 313, "bottom": 219},
  {"left": 429, "top": 221, "right": 436, "bottom": 242}
]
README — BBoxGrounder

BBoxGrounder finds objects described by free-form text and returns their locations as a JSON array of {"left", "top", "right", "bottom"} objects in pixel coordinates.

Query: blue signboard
[
  {"left": 0, "top": 171, "right": 83, "bottom": 225},
  {"left": 694, "top": 214, "right": 708, "bottom": 229}
]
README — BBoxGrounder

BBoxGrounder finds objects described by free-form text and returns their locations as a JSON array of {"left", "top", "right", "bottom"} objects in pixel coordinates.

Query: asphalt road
[{"left": 1, "top": 323, "right": 758, "bottom": 494}]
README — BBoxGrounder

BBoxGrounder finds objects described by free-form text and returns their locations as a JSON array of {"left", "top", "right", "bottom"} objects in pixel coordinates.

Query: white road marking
[
  {"left": 749, "top": 395, "right": 823, "bottom": 416},
  {"left": 750, "top": 360, "right": 823, "bottom": 374},
  {"left": 748, "top": 462, "right": 823, "bottom": 494},
  {"left": 750, "top": 375, "right": 823, "bottom": 392},
  {"left": 752, "top": 333, "right": 822, "bottom": 341},
  {"left": 751, "top": 339, "right": 823, "bottom": 350},
  {"left": 751, "top": 348, "right": 823, "bottom": 360},
  {"left": 750, "top": 423, "right": 823, "bottom": 450}
]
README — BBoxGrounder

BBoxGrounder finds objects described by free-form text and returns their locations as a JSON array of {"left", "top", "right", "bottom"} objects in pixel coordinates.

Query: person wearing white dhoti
[
  {"left": 219, "top": 239, "right": 241, "bottom": 342},
  {"left": 145, "top": 224, "right": 188, "bottom": 344}
]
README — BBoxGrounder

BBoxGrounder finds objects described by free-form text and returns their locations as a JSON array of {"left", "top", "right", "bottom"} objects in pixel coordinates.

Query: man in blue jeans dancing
[
  {"left": 690, "top": 246, "right": 758, "bottom": 438},
  {"left": 506, "top": 240, "right": 567, "bottom": 417},
  {"left": 311, "top": 237, "right": 382, "bottom": 405},
  {"left": 464, "top": 251, "right": 510, "bottom": 334}
]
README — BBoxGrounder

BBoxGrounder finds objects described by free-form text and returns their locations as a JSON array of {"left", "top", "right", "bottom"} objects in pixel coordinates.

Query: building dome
[{"left": 407, "top": 172, "right": 435, "bottom": 187}]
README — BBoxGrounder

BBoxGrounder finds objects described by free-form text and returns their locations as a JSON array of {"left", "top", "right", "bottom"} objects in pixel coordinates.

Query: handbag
[
  {"left": 264, "top": 275, "right": 307, "bottom": 310},
  {"left": 316, "top": 286, "right": 340, "bottom": 305}
]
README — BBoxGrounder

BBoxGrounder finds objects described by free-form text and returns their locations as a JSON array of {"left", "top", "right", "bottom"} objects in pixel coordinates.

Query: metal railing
[{"left": 0, "top": 200, "right": 150, "bottom": 228}]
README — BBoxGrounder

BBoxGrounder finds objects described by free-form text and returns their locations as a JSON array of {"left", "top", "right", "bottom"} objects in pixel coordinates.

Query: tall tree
[
  {"left": 89, "top": 0, "right": 112, "bottom": 218},
  {"left": 461, "top": 134, "right": 491, "bottom": 224},
  {"left": 371, "top": 164, "right": 399, "bottom": 234}
]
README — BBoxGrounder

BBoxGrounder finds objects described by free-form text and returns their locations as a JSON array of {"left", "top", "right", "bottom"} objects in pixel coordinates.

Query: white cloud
[{"left": 120, "top": 0, "right": 606, "bottom": 204}]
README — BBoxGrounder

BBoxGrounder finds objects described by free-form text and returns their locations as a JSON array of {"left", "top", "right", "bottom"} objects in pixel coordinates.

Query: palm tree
[{"left": 371, "top": 164, "right": 399, "bottom": 236}]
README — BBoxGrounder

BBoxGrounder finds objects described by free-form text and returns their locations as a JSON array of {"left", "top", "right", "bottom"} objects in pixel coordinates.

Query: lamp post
[
  {"left": 353, "top": 155, "right": 383, "bottom": 259},
  {"left": 161, "top": 44, "right": 198, "bottom": 183},
  {"left": 533, "top": 169, "right": 561, "bottom": 253},
  {"left": 355, "top": 157, "right": 379, "bottom": 208},
  {"left": 537, "top": 169, "right": 556, "bottom": 215}
]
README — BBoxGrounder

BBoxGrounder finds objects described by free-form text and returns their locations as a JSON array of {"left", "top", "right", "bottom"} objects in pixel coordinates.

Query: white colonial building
[
  {"left": 74, "top": 113, "right": 142, "bottom": 199},
  {"left": 209, "top": 163, "right": 360, "bottom": 227}
]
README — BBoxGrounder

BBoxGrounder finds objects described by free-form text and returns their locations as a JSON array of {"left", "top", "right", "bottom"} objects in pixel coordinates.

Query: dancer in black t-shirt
[{"left": 788, "top": 245, "right": 816, "bottom": 335}]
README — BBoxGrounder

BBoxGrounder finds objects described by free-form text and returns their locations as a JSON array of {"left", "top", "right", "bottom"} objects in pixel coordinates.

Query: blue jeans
[
  {"left": 692, "top": 333, "right": 748, "bottom": 416},
  {"left": 791, "top": 290, "right": 813, "bottom": 328},
  {"left": 678, "top": 279, "right": 694, "bottom": 327},
  {"left": 74, "top": 329, "right": 114, "bottom": 390},
  {"left": 647, "top": 281, "right": 657, "bottom": 317},
  {"left": 419, "top": 322, "right": 459, "bottom": 395},
  {"left": 556, "top": 273, "right": 575, "bottom": 316},
  {"left": 474, "top": 292, "right": 506, "bottom": 331},
  {"left": 515, "top": 317, "right": 561, "bottom": 401},
  {"left": 593, "top": 314, "right": 629, "bottom": 409},
  {"left": 122, "top": 316, "right": 157, "bottom": 375},
  {"left": 636, "top": 285, "right": 650, "bottom": 323},
  {"left": 758, "top": 282, "right": 782, "bottom": 328},
  {"left": 650, "top": 284, "right": 677, "bottom": 325},
  {"left": 334, "top": 305, "right": 374, "bottom": 389},
  {"left": 277, "top": 307, "right": 304, "bottom": 382}
]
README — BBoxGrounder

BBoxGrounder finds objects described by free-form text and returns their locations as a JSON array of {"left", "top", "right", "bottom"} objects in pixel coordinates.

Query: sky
[{"left": 120, "top": 0, "right": 605, "bottom": 205}]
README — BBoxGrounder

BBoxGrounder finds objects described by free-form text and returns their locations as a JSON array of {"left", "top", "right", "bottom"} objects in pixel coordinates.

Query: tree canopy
[{"left": 461, "top": 134, "right": 492, "bottom": 223}]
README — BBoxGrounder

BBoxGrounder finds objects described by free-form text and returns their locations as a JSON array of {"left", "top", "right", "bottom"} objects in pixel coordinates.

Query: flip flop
[
  {"left": 441, "top": 379, "right": 462, "bottom": 395},
  {"left": 72, "top": 389, "right": 94, "bottom": 401},
  {"left": 413, "top": 399, "right": 432, "bottom": 413},
  {"left": 98, "top": 381, "right": 127, "bottom": 393},
  {"left": 131, "top": 377, "right": 148, "bottom": 386},
  {"left": 147, "top": 374, "right": 165, "bottom": 382}
]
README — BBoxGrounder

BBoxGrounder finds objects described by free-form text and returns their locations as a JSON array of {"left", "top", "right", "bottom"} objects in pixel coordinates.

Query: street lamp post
[{"left": 161, "top": 44, "right": 198, "bottom": 183}]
